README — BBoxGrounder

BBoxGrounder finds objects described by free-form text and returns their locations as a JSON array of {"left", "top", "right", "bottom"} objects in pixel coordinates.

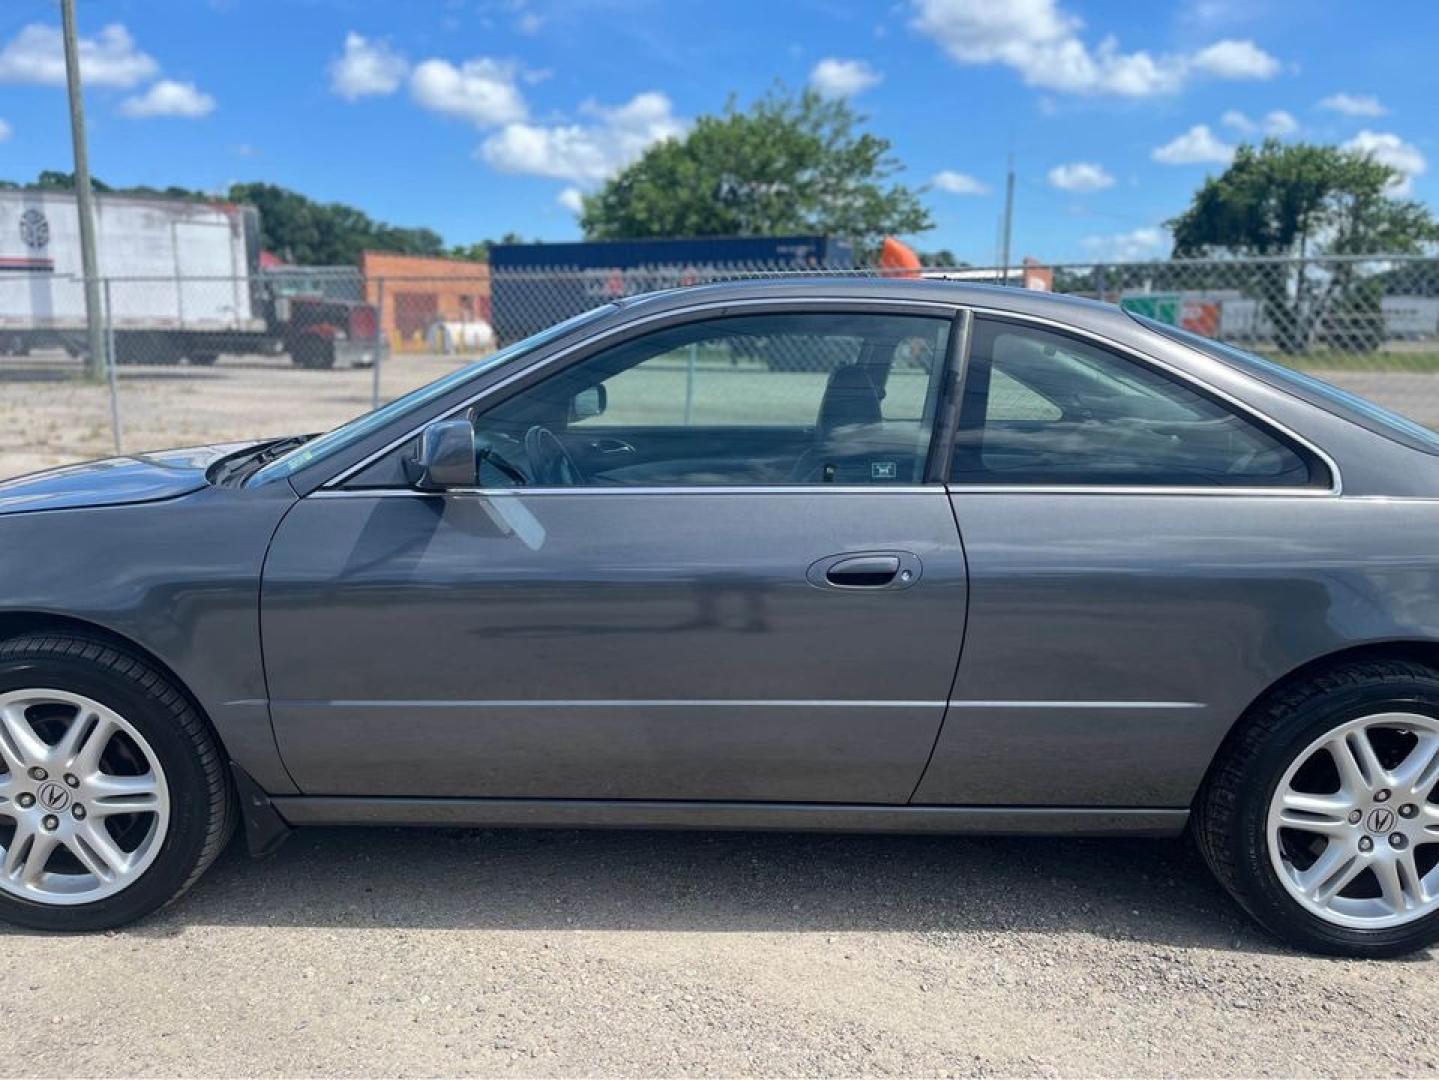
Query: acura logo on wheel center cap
[
  {"left": 1367, "top": 807, "right": 1395, "bottom": 834},
  {"left": 36, "top": 781, "right": 70, "bottom": 812}
]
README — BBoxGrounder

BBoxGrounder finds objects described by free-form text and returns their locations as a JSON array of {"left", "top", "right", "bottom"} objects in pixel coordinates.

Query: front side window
[
  {"left": 254, "top": 304, "right": 616, "bottom": 484},
  {"left": 471, "top": 311, "right": 951, "bottom": 487},
  {"left": 949, "top": 318, "right": 1322, "bottom": 488}
]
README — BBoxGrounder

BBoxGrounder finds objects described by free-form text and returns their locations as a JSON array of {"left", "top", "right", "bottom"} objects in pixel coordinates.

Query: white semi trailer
[{"left": 0, "top": 190, "right": 381, "bottom": 367}]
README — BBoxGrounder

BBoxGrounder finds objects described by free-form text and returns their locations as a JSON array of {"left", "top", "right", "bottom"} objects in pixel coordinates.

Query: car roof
[{"left": 617, "top": 275, "right": 1129, "bottom": 330}]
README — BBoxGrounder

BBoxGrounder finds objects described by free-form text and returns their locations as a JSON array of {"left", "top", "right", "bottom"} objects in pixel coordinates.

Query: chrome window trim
[
  {"left": 311, "top": 485, "right": 942, "bottom": 499},
  {"left": 951, "top": 305, "right": 1344, "bottom": 498},
  {"left": 946, "top": 484, "right": 1333, "bottom": 498},
  {"left": 323, "top": 295, "right": 960, "bottom": 490},
  {"left": 312, "top": 483, "right": 1332, "bottom": 500}
]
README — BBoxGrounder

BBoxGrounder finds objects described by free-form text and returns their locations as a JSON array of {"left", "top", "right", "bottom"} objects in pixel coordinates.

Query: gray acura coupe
[{"left": 3, "top": 279, "right": 1439, "bottom": 957}]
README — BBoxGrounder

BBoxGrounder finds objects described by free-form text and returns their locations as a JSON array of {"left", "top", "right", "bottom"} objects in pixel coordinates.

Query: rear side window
[
  {"left": 949, "top": 318, "right": 1324, "bottom": 488},
  {"left": 1135, "top": 314, "right": 1439, "bottom": 457}
]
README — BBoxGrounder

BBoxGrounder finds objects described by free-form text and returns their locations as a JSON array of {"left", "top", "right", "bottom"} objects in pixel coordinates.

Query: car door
[
  {"left": 912, "top": 314, "right": 1340, "bottom": 809},
  {"left": 260, "top": 303, "right": 969, "bottom": 803}
]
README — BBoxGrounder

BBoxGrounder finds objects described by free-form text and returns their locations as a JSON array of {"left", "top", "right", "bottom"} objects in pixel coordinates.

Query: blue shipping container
[{"left": 489, "top": 235, "right": 854, "bottom": 343}]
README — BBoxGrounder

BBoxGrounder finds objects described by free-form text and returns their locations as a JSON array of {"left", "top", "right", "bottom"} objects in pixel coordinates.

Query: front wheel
[
  {"left": 0, "top": 634, "right": 234, "bottom": 931},
  {"left": 1196, "top": 659, "right": 1439, "bottom": 957},
  {"left": 290, "top": 336, "right": 336, "bottom": 370}
]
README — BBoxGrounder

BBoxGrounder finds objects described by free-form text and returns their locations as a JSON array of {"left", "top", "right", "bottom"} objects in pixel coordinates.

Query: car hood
[{"left": 0, "top": 441, "right": 263, "bottom": 516}]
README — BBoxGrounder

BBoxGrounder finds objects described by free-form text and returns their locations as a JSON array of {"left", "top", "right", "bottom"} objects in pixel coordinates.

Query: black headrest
[{"left": 817, "top": 364, "right": 884, "bottom": 433}]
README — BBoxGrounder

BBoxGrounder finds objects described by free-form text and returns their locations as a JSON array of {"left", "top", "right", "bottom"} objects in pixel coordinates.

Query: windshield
[
  {"left": 250, "top": 305, "right": 617, "bottom": 484},
  {"left": 1134, "top": 314, "right": 1439, "bottom": 456}
]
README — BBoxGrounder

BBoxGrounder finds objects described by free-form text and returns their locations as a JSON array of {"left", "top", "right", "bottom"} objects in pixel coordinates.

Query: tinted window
[
  {"left": 473, "top": 311, "right": 951, "bottom": 487},
  {"left": 949, "top": 318, "right": 1320, "bottom": 488},
  {"left": 1135, "top": 314, "right": 1439, "bottom": 456}
]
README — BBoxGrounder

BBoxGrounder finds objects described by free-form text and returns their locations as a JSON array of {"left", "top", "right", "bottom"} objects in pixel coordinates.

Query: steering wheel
[{"left": 523, "top": 425, "right": 585, "bottom": 487}]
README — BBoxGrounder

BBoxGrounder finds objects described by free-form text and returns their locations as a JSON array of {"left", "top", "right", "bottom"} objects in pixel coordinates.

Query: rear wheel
[
  {"left": 0, "top": 634, "right": 233, "bottom": 931},
  {"left": 1196, "top": 659, "right": 1439, "bottom": 957},
  {"left": 114, "top": 332, "right": 182, "bottom": 366}
]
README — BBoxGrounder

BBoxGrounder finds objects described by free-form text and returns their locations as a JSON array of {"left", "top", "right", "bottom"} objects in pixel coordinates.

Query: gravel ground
[
  {"left": 0, "top": 352, "right": 459, "bottom": 481},
  {"left": 4, "top": 827, "right": 1436, "bottom": 1077}
]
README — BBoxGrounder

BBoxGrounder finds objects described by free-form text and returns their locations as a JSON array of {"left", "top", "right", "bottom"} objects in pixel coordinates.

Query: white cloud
[
  {"left": 0, "top": 22, "right": 158, "bottom": 88},
  {"left": 411, "top": 57, "right": 528, "bottom": 127},
  {"left": 1221, "top": 108, "right": 1297, "bottom": 136},
  {"left": 120, "top": 79, "right": 216, "bottom": 118},
  {"left": 1152, "top": 124, "right": 1235, "bottom": 165},
  {"left": 1082, "top": 226, "right": 1169, "bottom": 261},
  {"left": 1319, "top": 92, "right": 1386, "bottom": 117},
  {"left": 557, "top": 187, "right": 585, "bottom": 214},
  {"left": 1263, "top": 109, "right": 1298, "bottom": 135},
  {"left": 930, "top": 171, "right": 989, "bottom": 196},
  {"left": 515, "top": 11, "right": 544, "bottom": 35},
  {"left": 1220, "top": 108, "right": 1251, "bottom": 132},
  {"left": 1047, "top": 161, "right": 1114, "bottom": 191},
  {"left": 931, "top": 170, "right": 989, "bottom": 195},
  {"left": 809, "top": 57, "right": 882, "bottom": 98},
  {"left": 0, "top": 118, "right": 10, "bottom": 142},
  {"left": 1190, "top": 39, "right": 1279, "bottom": 79},
  {"left": 1181, "top": 0, "right": 1250, "bottom": 27},
  {"left": 909, "top": 0, "right": 1278, "bottom": 97},
  {"left": 329, "top": 33, "right": 408, "bottom": 100},
  {"left": 1343, "top": 130, "right": 1427, "bottom": 196},
  {"left": 480, "top": 92, "right": 684, "bottom": 183}
]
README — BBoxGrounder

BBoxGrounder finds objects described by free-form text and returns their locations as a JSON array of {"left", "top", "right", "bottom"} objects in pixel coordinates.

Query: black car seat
[
  {"left": 788, "top": 362, "right": 886, "bottom": 481},
  {"left": 816, "top": 363, "right": 885, "bottom": 434}
]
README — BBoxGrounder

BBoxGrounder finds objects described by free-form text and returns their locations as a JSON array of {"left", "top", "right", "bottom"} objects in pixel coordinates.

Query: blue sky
[{"left": 0, "top": 0, "right": 1433, "bottom": 264}]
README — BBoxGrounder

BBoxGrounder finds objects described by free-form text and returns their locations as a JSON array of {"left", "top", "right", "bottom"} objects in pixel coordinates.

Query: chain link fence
[{"left": 3, "top": 254, "right": 1438, "bottom": 479}]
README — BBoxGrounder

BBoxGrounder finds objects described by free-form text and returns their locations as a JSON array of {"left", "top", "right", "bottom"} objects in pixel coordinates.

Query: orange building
[{"left": 360, "top": 251, "right": 491, "bottom": 352}]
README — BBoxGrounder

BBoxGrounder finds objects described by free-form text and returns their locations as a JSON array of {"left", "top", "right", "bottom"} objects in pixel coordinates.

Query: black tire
[
  {"left": 1195, "top": 658, "right": 1439, "bottom": 958},
  {"left": 187, "top": 352, "right": 219, "bottom": 367},
  {"left": 0, "top": 633, "right": 234, "bottom": 932},
  {"left": 291, "top": 336, "right": 336, "bottom": 370},
  {"left": 115, "top": 332, "right": 182, "bottom": 366}
]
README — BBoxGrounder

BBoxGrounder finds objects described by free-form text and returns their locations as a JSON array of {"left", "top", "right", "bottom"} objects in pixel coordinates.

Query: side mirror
[
  {"left": 570, "top": 384, "right": 607, "bottom": 421},
  {"left": 404, "top": 419, "right": 477, "bottom": 491}
]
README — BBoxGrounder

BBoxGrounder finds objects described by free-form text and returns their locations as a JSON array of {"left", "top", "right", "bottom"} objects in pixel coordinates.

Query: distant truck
[
  {"left": 0, "top": 190, "right": 383, "bottom": 368},
  {"left": 488, "top": 235, "right": 854, "bottom": 345}
]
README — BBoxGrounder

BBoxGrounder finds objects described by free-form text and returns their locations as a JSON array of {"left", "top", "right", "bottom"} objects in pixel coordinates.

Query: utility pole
[
  {"left": 999, "top": 152, "right": 1015, "bottom": 286},
  {"left": 61, "top": 0, "right": 107, "bottom": 379}
]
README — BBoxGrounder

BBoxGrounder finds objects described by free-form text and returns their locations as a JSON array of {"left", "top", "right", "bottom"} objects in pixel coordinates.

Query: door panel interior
[{"left": 560, "top": 425, "right": 815, "bottom": 485}]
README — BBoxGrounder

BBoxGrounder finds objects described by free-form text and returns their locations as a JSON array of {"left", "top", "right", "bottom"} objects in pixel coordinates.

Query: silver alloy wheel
[
  {"left": 1267, "top": 711, "right": 1439, "bottom": 929},
  {"left": 0, "top": 689, "right": 170, "bottom": 906}
]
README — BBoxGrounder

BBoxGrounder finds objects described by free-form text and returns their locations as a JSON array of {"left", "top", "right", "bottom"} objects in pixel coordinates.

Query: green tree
[
  {"left": 12, "top": 170, "right": 116, "bottom": 193},
  {"left": 228, "top": 182, "right": 445, "bottom": 265},
  {"left": 918, "top": 248, "right": 964, "bottom": 268},
  {"left": 1168, "top": 139, "right": 1439, "bottom": 352},
  {"left": 447, "top": 232, "right": 533, "bottom": 262},
  {"left": 579, "top": 88, "right": 932, "bottom": 253}
]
